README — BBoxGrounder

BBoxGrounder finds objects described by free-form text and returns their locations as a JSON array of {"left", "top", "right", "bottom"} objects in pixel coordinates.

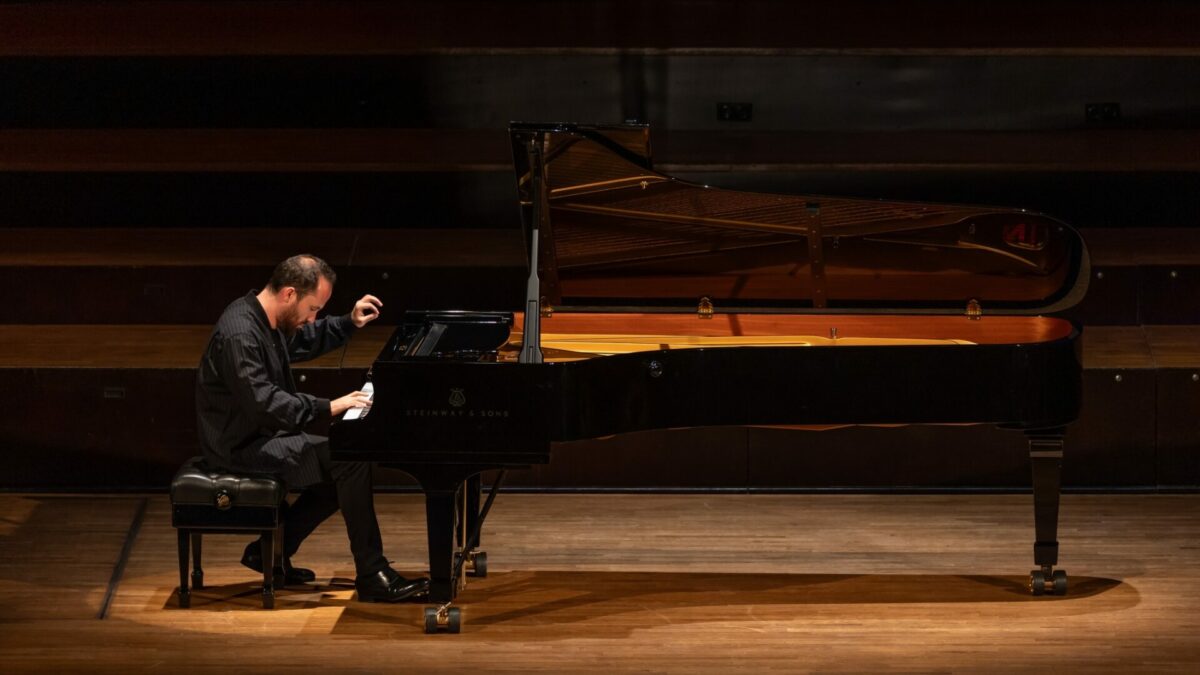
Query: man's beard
[{"left": 279, "top": 305, "right": 304, "bottom": 337}]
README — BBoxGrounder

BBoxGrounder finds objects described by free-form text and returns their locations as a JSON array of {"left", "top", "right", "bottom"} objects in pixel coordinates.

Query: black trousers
[{"left": 238, "top": 434, "right": 388, "bottom": 577}]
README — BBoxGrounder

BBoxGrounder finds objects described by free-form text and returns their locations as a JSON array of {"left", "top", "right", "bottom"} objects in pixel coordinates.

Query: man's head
[{"left": 266, "top": 254, "right": 337, "bottom": 335}]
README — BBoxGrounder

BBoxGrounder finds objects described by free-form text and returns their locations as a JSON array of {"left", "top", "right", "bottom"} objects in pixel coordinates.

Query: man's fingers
[
  {"left": 350, "top": 297, "right": 381, "bottom": 327},
  {"left": 357, "top": 290, "right": 381, "bottom": 309},
  {"left": 355, "top": 295, "right": 382, "bottom": 324}
]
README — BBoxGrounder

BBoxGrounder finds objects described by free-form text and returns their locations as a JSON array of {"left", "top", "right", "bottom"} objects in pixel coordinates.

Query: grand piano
[{"left": 330, "top": 123, "right": 1088, "bottom": 633}]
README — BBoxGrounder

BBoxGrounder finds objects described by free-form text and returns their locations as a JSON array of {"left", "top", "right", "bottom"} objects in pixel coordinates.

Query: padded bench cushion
[{"left": 170, "top": 456, "right": 285, "bottom": 508}]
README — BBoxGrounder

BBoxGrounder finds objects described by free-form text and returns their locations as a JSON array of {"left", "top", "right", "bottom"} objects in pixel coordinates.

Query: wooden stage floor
[{"left": 1, "top": 493, "right": 1198, "bottom": 673}]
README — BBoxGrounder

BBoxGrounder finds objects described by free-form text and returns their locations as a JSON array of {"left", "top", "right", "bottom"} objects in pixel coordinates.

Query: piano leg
[
  {"left": 464, "top": 475, "right": 481, "bottom": 548},
  {"left": 423, "top": 488, "right": 460, "bottom": 606},
  {"left": 463, "top": 475, "right": 487, "bottom": 578},
  {"left": 1027, "top": 429, "right": 1068, "bottom": 596},
  {"left": 408, "top": 465, "right": 511, "bottom": 633}
]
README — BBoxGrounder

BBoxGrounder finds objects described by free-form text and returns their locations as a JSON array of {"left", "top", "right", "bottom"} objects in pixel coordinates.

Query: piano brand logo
[
  {"left": 404, "top": 407, "right": 510, "bottom": 419},
  {"left": 404, "top": 387, "right": 510, "bottom": 420}
]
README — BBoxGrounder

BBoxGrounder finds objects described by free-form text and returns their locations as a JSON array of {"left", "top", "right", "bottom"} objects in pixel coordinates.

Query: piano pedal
[
  {"left": 424, "top": 604, "right": 462, "bottom": 634},
  {"left": 1029, "top": 567, "right": 1068, "bottom": 596},
  {"left": 465, "top": 551, "right": 488, "bottom": 578}
]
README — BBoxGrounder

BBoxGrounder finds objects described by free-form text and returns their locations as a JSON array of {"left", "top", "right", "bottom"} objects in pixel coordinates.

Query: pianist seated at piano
[{"left": 194, "top": 254, "right": 429, "bottom": 603}]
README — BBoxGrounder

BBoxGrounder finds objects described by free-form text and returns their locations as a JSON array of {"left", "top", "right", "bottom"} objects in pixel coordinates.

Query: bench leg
[
  {"left": 260, "top": 530, "right": 275, "bottom": 609},
  {"left": 176, "top": 529, "right": 191, "bottom": 608},
  {"left": 273, "top": 525, "right": 283, "bottom": 570},
  {"left": 190, "top": 533, "right": 204, "bottom": 589}
]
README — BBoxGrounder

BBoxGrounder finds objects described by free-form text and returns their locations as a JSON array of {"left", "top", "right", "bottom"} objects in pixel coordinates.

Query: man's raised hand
[{"left": 351, "top": 294, "right": 383, "bottom": 328}]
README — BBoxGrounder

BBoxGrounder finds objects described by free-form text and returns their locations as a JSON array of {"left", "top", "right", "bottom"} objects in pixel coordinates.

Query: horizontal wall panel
[
  {"left": 0, "top": 266, "right": 523, "bottom": 325},
  {"left": 0, "top": 172, "right": 520, "bottom": 228},
  {"left": 4, "top": 1, "right": 1199, "bottom": 56},
  {"left": 3, "top": 171, "right": 1199, "bottom": 231}
]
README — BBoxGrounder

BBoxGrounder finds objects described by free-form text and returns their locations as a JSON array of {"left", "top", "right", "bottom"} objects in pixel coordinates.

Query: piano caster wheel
[
  {"left": 1029, "top": 569, "right": 1068, "bottom": 596},
  {"left": 1029, "top": 570, "right": 1045, "bottom": 596},
  {"left": 424, "top": 606, "right": 462, "bottom": 634},
  {"left": 178, "top": 590, "right": 190, "bottom": 609},
  {"left": 1053, "top": 570, "right": 1068, "bottom": 594},
  {"left": 192, "top": 570, "right": 204, "bottom": 590},
  {"left": 467, "top": 551, "right": 488, "bottom": 578}
]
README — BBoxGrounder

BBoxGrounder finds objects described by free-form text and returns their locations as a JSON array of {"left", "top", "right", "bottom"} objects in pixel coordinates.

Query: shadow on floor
[{"left": 161, "top": 569, "right": 1134, "bottom": 638}]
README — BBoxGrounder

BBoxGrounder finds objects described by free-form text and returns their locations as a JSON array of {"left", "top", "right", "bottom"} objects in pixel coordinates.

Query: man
[{"left": 195, "top": 254, "right": 427, "bottom": 602}]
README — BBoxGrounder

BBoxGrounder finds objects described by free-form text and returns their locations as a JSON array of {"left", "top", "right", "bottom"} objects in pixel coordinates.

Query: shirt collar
[{"left": 243, "top": 290, "right": 273, "bottom": 332}]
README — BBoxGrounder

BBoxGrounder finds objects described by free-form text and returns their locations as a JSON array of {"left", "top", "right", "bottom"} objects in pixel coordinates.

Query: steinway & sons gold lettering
[
  {"left": 403, "top": 387, "right": 510, "bottom": 419},
  {"left": 404, "top": 408, "right": 510, "bottom": 418}
]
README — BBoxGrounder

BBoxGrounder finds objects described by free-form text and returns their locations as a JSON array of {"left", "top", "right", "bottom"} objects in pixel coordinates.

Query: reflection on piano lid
[
  {"left": 510, "top": 122, "right": 1089, "bottom": 314},
  {"left": 379, "top": 310, "right": 513, "bottom": 361}
]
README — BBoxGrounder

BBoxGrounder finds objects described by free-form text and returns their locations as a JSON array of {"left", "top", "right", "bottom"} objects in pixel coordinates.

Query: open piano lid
[{"left": 511, "top": 123, "right": 1089, "bottom": 315}]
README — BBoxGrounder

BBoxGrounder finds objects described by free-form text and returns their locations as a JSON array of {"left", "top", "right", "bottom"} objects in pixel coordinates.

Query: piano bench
[{"left": 169, "top": 456, "right": 286, "bottom": 609}]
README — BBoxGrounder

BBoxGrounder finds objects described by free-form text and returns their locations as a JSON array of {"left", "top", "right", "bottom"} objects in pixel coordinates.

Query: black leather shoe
[
  {"left": 241, "top": 542, "right": 316, "bottom": 586},
  {"left": 355, "top": 567, "right": 430, "bottom": 603}
]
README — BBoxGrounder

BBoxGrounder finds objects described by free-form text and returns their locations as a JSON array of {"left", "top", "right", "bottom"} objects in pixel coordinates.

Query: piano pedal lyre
[{"left": 424, "top": 602, "right": 462, "bottom": 634}]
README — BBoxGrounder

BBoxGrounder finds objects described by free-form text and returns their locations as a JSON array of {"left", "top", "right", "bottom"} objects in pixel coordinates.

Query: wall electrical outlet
[
  {"left": 1085, "top": 102, "right": 1121, "bottom": 124},
  {"left": 717, "top": 102, "right": 753, "bottom": 122}
]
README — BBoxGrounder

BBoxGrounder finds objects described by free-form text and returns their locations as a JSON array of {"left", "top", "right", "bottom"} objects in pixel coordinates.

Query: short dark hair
[{"left": 267, "top": 254, "right": 336, "bottom": 297}]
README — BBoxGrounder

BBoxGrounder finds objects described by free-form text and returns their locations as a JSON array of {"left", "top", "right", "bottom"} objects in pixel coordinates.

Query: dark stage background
[{"left": 1, "top": 0, "right": 1198, "bottom": 491}]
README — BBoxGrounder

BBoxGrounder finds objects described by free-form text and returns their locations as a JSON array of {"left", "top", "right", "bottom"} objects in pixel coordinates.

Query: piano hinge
[
  {"left": 966, "top": 298, "right": 983, "bottom": 320},
  {"left": 698, "top": 296, "right": 714, "bottom": 319},
  {"left": 540, "top": 296, "right": 553, "bottom": 318}
]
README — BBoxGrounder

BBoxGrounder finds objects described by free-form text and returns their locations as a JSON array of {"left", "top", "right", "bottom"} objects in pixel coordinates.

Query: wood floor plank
[
  {"left": 2, "top": 493, "right": 1199, "bottom": 672},
  {"left": 0, "top": 495, "right": 142, "bottom": 621}
]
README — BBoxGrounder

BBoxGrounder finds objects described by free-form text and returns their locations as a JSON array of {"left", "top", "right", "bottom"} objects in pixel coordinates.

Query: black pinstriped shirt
[{"left": 195, "top": 291, "right": 356, "bottom": 468}]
